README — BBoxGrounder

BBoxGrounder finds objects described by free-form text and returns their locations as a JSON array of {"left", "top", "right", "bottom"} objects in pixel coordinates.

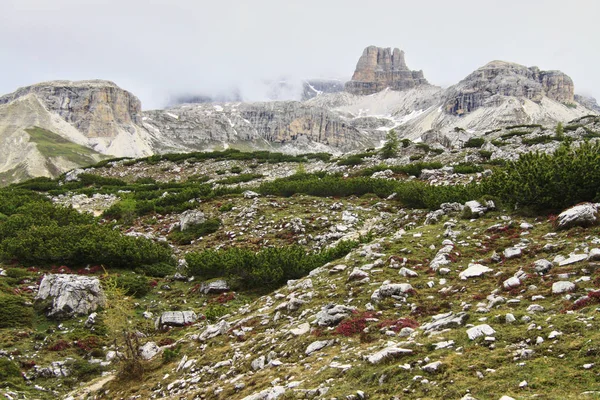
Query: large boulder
[
  {"left": 556, "top": 203, "right": 598, "bottom": 230},
  {"left": 179, "top": 210, "right": 206, "bottom": 231},
  {"left": 200, "top": 279, "right": 229, "bottom": 294},
  {"left": 36, "top": 274, "right": 106, "bottom": 319}
]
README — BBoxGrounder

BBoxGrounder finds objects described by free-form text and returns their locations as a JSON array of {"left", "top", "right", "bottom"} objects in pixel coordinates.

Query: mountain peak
[{"left": 345, "top": 46, "right": 429, "bottom": 95}]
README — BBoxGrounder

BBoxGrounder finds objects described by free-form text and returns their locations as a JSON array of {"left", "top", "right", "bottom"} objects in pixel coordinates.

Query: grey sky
[{"left": 1, "top": 0, "right": 598, "bottom": 109}]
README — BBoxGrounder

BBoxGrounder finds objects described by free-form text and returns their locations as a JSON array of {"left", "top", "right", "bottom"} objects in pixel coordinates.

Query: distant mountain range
[{"left": 0, "top": 45, "right": 598, "bottom": 185}]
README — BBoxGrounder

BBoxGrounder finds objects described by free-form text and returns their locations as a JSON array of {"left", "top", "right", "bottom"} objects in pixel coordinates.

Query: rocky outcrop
[
  {"left": 0, "top": 80, "right": 142, "bottom": 138},
  {"left": 575, "top": 94, "right": 600, "bottom": 113},
  {"left": 36, "top": 274, "right": 106, "bottom": 319},
  {"left": 143, "top": 101, "right": 381, "bottom": 153},
  {"left": 444, "top": 61, "right": 575, "bottom": 116},
  {"left": 345, "top": 46, "right": 429, "bottom": 95}
]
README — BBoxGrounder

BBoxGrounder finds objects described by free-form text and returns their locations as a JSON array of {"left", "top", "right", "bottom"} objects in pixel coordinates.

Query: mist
[{"left": 1, "top": 0, "right": 598, "bottom": 109}]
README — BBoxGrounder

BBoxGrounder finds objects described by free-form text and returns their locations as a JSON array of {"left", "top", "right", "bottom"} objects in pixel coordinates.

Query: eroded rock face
[
  {"left": 36, "top": 274, "right": 106, "bottom": 319},
  {"left": 345, "top": 46, "right": 429, "bottom": 95},
  {"left": 0, "top": 80, "right": 142, "bottom": 138},
  {"left": 444, "top": 61, "right": 575, "bottom": 115}
]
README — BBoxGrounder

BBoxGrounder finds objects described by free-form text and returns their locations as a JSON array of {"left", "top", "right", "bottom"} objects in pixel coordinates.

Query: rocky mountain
[
  {"left": 345, "top": 46, "right": 429, "bottom": 95},
  {"left": 0, "top": 46, "right": 599, "bottom": 186},
  {"left": 443, "top": 61, "right": 575, "bottom": 115}
]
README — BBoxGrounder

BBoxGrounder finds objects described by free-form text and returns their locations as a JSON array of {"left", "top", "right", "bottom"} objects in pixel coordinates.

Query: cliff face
[
  {"left": 0, "top": 80, "right": 142, "bottom": 138},
  {"left": 142, "top": 101, "right": 382, "bottom": 153},
  {"left": 345, "top": 46, "right": 429, "bottom": 95},
  {"left": 443, "top": 61, "right": 575, "bottom": 115}
]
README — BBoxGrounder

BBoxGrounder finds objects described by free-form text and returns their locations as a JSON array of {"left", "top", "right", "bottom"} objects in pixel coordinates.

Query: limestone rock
[
  {"left": 345, "top": 46, "right": 429, "bottom": 95},
  {"left": 556, "top": 203, "right": 598, "bottom": 230},
  {"left": 200, "top": 279, "right": 229, "bottom": 294},
  {"left": 305, "top": 339, "right": 334, "bottom": 356},
  {"left": 422, "top": 312, "right": 469, "bottom": 333},
  {"left": 371, "top": 283, "right": 414, "bottom": 302},
  {"left": 466, "top": 324, "right": 496, "bottom": 340},
  {"left": 552, "top": 281, "right": 575, "bottom": 294},
  {"left": 459, "top": 264, "right": 492, "bottom": 280},
  {"left": 179, "top": 210, "right": 206, "bottom": 231},
  {"left": 366, "top": 346, "right": 413, "bottom": 364},
  {"left": 139, "top": 342, "right": 160, "bottom": 360},
  {"left": 0, "top": 80, "right": 143, "bottom": 138},
  {"left": 36, "top": 274, "right": 106, "bottom": 319},
  {"left": 444, "top": 60, "right": 575, "bottom": 116},
  {"left": 315, "top": 304, "right": 355, "bottom": 326},
  {"left": 157, "top": 311, "right": 198, "bottom": 328}
]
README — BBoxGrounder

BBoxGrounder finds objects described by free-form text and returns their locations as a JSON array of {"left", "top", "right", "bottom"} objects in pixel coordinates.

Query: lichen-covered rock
[
  {"left": 139, "top": 342, "right": 160, "bottom": 360},
  {"left": 365, "top": 346, "right": 412, "bottom": 364},
  {"left": 36, "top": 274, "right": 106, "bottom": 319},
  {"left": 422, "top": 312, "right": 469, "bottom": 333},
  {"left": 371, "top": 283, "right": 414, "bottom": 302}
]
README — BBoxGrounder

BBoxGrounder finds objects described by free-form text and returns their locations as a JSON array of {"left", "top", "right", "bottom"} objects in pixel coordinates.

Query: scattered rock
[
  {"left": 556, "top": 203, "right": 598, "bottom": 230},
  {"left": 200, "top": 279, "right": 229, "bottom": 294},
  {"left": 306, "top": 340, "right": 334, "bottom": 356},
  {"left": 179, "top": 210, "right": 206, "bottom": 231},
  {"left": 459, "top": 264, "right": 492, "bottom": 280},
  {"left": 157, "top": 311, "right": 198, "bottom": 328},
  {"left": 139, "top": 342, "right": 160, "bottom": 360},
  {"left": 366, "top": 347, "right": 412, "bottom": 364},
  {"left": 36, "top": 274, "right": 106, "bottom": 319},
  {"left": 552, "top": 281, "right": 575, "bottom": 294},
  {"left": 466, "top": 324, "right": 496, "bottom": 340}
]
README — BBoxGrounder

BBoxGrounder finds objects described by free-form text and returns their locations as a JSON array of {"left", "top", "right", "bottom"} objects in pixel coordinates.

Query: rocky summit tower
[{"left": 345, "top": 46, "right": 429, "bottom": 95}]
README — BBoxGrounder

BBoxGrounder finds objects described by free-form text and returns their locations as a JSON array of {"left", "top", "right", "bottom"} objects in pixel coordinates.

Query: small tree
[
  {"left": 555, "top": 122, "right": 564, "bottom": 140},
  {"left": 381, "top": 129, "right": 399, "bottom": 159}
]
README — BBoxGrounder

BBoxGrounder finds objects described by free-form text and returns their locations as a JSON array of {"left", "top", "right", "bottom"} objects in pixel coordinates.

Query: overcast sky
[{"left": 1, "top": 0, "right": 598, "bottom": 109}]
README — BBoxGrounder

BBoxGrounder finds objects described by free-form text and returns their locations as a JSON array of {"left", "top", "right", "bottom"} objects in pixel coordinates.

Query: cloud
[{"left": 1, "top": 0, "right": 598, "bottom": 109}]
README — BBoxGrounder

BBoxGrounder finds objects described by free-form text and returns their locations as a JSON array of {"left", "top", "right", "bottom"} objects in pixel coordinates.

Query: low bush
[
  {"left": 168, "top": 218, "right": 221, "bottom": 245},
  {"left": 452, "top": 162, "right": 484, "bottom": 174},
  {"left": 482, "top": 141, "right": 600, "bottom": 211},
  {"left": 0, "top": 294, "right": 33, "bottom": 328},
  {"left": 137, "top": 263, "right": 175, "bottom": 278},
  {"left": 186, "top": 240, "right": 358, "bottom": 288},
  {"left": 0, "top": 358, "right": 21, "bottom": 380},
  {"left": 464, "top": 137, "right": 485, "bottom": 148},
  {"left": 115, "top": 274, "right": 151, "bottom": 298},
  {"left": 216, "top": 173, "right": 263, "bottom": 185}
]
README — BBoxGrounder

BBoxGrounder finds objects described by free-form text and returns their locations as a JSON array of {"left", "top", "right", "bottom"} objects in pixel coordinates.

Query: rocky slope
[
  {"left": 345, "top": 46, "right": 430, "bottom": 95},
  {"left": 3, "top": 124, "right": 600, "bottom": 399}
]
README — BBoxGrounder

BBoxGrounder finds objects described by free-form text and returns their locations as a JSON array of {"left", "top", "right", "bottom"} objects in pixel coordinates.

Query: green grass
[{"left": 25, "top": 126, "right": 105, "bottom": 166}]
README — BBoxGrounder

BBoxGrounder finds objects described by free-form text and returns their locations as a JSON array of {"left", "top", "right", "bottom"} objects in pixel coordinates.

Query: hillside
[{"left": 1, "top": 116, "right": 600, "bottom": 399}]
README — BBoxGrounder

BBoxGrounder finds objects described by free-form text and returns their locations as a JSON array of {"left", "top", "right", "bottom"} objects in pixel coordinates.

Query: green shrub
[
  {"left": 162, "top": 346, "right": 180, "bottom": 364},
  {"left": 478, "top": 150, "right": 493, "bottom": 159},
  {"left": 452, "top": 163, "right": 484, "bottom": 174},
  {"left": 482, "top": 141, "right": 600, "bottom": 211},
  {"left": 216, "top": 173, "right": 263, "bottom": 185},
  {"left": 464, "top": 137, "right": 485, "bottom": 148},
  {"left": 0, "top": 223, "right": 173, "bottom": 268},
  {"left": 0, "top": 358, "right": 21, "bottom": 380},
  {"left": 168, "top": 218, "right": 221, "bottom": 245},
  {"left": 115, "top": 274, "right": 151, "bottom": 298},
  {"left": 204, "top": 304, "right": 229, "bottom": 322},
  {"left": 230, "top": 166, "right": 243, "bottom": 174},
  {"left": 409, "top": 154, "right": 423, "bottom": 161},
  {"left": 521, "top": 135, "right": 560, "bottom": 145},
  {"left": 338, "top": 155, "right": 365, "bottom": 166},
  {"left": 186, "top": 240, "right": 359, "bottom": 289},
  {"left": 0, "top": 294, "right": 33, "bottom": 328},
  {"left": 69, "top": 359, "right": 103, "bottom": 380},
  {"left": 138, "top": 263, "right": 175, "bottom": 278},
  {"left": 219, "top": 203, "right": 234, "bottom": 212}
]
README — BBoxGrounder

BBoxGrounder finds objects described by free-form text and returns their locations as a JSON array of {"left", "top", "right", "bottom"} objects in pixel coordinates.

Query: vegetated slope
[{"left": 2, "top": 122, "right": 600, "bottom": 399}]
